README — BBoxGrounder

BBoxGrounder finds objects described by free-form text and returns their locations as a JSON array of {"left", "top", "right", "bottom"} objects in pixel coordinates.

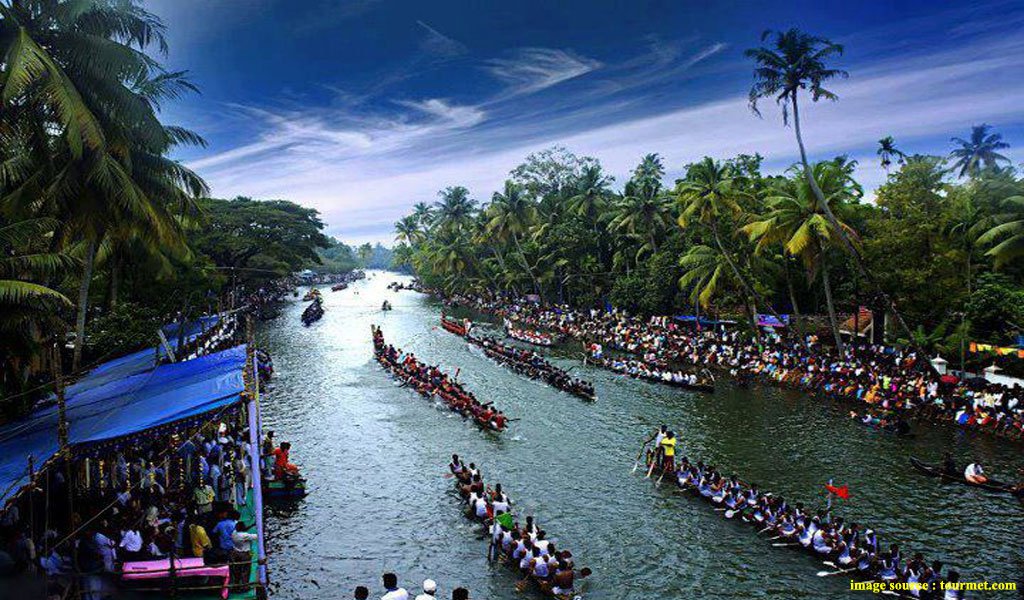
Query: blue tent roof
[
  {"left": 32, "top": 314, "right": 223, "bottom": 408},
  {"left": 0, "top": 345, "right": 247, "bottom": 506}
]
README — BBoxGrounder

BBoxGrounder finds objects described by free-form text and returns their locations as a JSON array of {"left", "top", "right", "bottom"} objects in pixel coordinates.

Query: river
[{"left": 256, "top": 271, "right": 1022, "bottom": 599}]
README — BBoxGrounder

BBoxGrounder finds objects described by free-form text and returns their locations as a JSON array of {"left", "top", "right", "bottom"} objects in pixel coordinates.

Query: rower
[
  {"left": 645, "top": 425, "right": 667, "bottom": 462},
  {"left": 449, "top": 454, "right": 463, "bottom": 475},
  {"left": 659, "top": 430, "right": 677, "bottom": 473},
  {"left": 941, "top": 452, "right": 957, "bottom": 477},
  {"left": 964, "top": 460, "right": 987, "bottom": 484}
]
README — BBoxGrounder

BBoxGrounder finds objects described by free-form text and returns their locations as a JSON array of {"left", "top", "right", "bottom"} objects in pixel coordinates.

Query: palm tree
[
  {"left": 676, "top": 157, "right": 768, "bottom": 339},
  {"left": 949, "top": 124, "right": 1011, "bottom": 178},
  {"left": 977, "top": 194, "right": 1024, "bottom": 268},
  {"left": 745, "top": 28, "right": 923, "bottom": 354},
  {"left": 395, "top": 215, "right": 422, "bottom": 246},
  {"left": 745, "top": 29, "right": 850, "bottom": 248},
  {"left": 432, "top": 186, "right": 476, "bottom": 233},
  {"left": 744, "top": 162, "right": 863, "bottom": 352},
  {"left": 608, "top": 155, "right": 672, "bottom": 256},
  {"left": 677, "top": 244, "right": 732, "bottom": 308},
  {"left": 877, "top": 136, "right": 906, "bottom": 174},
  {"left": 1, "top": 0, "right": 208, "bottom": 370},
  {"left": 486, "top": 181, "right": 541, "bottom": 295},
  {"left": 567, "top": 164, "right": 612, "bottom": 230},
  {"left": 412, "top": 202, "right": 434, "bottom": 229},
  {"left": 0, "top": 217, "right": 75, "bottom": 394}
]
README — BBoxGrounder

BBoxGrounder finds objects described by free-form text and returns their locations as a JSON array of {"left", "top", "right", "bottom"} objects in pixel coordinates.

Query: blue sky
[{"left": 148, "top": 0, "right": 1024, "bottom": 245}]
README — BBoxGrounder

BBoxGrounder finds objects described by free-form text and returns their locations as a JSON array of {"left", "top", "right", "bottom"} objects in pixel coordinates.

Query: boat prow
[{"left": 262, "top": 477, "right": 310, "bottom": 500}]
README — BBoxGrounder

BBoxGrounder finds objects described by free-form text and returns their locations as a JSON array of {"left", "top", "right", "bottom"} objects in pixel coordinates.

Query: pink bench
[{"left": 121, "top": 557, "right": 230, "bottom": 599}]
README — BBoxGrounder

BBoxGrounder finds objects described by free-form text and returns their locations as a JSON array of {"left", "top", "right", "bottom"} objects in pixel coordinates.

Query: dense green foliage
[
  {"left": 397, "top": 144, "right": 1023, "bottom": 366},
  {"left": 0, "top": 2, "right": 345, "bottom": 406},
  {"left": 191, "top": 197, "right": 330, "bottom": 279}
]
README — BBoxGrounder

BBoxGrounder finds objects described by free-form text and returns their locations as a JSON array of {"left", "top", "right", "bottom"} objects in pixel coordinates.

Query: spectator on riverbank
[
  {"left": 380, "top": 572, "right": 409, "bottom": 600},
  {"left": 442, "top": 290, "right": 1024, "bottom": 442},
  {"left": 414, "top": 578, "right": 437, "bottom": 600}
]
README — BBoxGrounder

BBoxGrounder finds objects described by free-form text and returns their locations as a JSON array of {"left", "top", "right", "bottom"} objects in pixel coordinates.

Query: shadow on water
[{"left": 256, "top": 272, "right": 1023, "bottom": 600}]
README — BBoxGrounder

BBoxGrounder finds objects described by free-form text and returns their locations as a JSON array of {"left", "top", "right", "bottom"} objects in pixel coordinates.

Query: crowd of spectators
[
  {"left": 352, "top": 572, "right": 471, "bottom": 600},
  {"left": 443, "top": 291, "right": 1024, "bottom": 442},
  {"left": 0, "top": 410, "right": 263, "bottom": 599}
]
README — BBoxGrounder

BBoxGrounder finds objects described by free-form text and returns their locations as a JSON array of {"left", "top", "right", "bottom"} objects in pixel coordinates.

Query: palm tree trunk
[
  {"left": 821, "top": 259, "right": 844, "bottom": 354},
  {"left": 710, "top": 226, "right": 763, "bottom": 345},
  {"left": 513, "top": 233, "right": 542, "bottom": 299},
  {"left": 107, "top": 255, "right": 121, "bottom": 310},
  {"left": 785, "top": 261, "right": 806, "bottom": 346},
  {"left": 791, "top": 95, "right": 927, "bottom": 366},
  {"left": 73, "top": 239, "right": 97, "bottom": 372}
]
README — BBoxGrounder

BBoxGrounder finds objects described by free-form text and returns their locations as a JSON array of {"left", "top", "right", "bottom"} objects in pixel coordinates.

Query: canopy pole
[
  {"left": 52, "top": 345, "right": 73, "bottom": 520},
  {"left": 245, "top": 317, "right": 268, "bottom": 593}
]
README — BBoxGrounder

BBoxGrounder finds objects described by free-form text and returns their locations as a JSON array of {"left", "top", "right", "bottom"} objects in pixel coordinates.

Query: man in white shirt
[
  {"left": 119, "top": 528, "right": 143, "bottom": 559},
  {"left": 964, "top": 462, "right": 987, "bottom": 484},
  {"left": 413, "top": 579, "right": 437, "bottom": 600},
  {"left": 380, "top": 572, "right": 409, "bottom": 600}
]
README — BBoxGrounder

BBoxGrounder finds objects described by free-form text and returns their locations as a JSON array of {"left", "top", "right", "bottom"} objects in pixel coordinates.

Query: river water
[{"left": 257, "top": 272, "right": 1022, "bottom": 600}]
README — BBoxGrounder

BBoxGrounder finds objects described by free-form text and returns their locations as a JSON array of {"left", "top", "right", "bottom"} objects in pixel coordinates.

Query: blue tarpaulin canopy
[
  {"left": 673, "top": 315, "right": 736, "bottom": 326},
  {"left": 0, "top": 344, "right": 247, "bottom": 506},
  {"left": 35, "top": 314, "right": 223, "bottom": 406}
]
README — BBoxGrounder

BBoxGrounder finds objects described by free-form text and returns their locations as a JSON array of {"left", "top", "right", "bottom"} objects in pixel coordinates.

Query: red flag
[{"left": 825, "top": 483, "right": 850, "bottom": 500}]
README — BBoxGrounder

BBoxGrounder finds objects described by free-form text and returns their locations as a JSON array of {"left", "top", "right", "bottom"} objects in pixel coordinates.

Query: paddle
[
  {"left": 815, "top": 566, "right": 857, "bottom": 577},
  {"left": 645, "top": 460, "right": 657, "bottom": 479},
  {"left": 771, "top": 542, "right": 799, "bottom": 547}
]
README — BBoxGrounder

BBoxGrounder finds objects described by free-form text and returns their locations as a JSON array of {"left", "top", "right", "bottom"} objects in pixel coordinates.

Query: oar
[
  {"left": 815, "top": 566, "right": 858, "bottom": 577},
  {"left": 772, "top": 542, "right": 799, "bottom": 547},
  {"left": 631, "top": 445, "right": 648, "bottom": 473},
  {"left": 645, "top": 460, "right": 657, "bottom": 479}
]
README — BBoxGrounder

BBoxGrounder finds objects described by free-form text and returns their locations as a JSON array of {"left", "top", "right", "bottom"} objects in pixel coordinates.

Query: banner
[
  {"left": 756, "top": 314, "right": 790, "bottom": 328},
  {"left": 969, "top": 342, "right": 1024, "bottom": 358}
]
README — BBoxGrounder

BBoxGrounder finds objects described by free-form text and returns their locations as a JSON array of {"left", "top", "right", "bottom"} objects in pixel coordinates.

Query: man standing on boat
[{"left": 660, "top": 430, "right": 678, "bottom": 473}]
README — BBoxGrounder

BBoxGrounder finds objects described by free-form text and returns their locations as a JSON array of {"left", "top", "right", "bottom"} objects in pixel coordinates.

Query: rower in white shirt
[{"left": 964, "top": 461, "right": 987, "bottom": 484}]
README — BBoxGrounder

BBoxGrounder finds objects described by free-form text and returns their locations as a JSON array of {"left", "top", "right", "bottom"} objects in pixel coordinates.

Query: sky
[{"left": 147, "top": 0, "right": 1024, "bottom": 245}]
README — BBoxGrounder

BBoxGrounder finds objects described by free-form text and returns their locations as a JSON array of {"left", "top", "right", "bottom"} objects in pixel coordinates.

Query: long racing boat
[
  {"left": 448, "top": 457, "right": 590, "bottom": 599},
  {"left": 584, "top": 355, "right": 713, "bottom": 393},
  {"left": 373, "top": 325, "right": 508, "bottom": 432},
  {"left": 441, "top": 315, "right": 469, "bottom": 336},
  {"left": 468, "top": 334, "right": 596, "bottom": 401}
]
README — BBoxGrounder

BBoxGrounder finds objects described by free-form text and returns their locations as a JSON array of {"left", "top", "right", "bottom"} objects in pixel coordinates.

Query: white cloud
[
  {"left": 484, "top": 48, "right": 602, "bottom": 98},
  {"left": 185, "top": 29, "right": 1024, "bottom": 246}
]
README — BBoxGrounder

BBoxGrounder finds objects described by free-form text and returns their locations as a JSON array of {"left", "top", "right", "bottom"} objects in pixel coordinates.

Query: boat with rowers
[
  {"left": 909, "top": 457, "right": 1022, "bottom": 498},
  {"left": 448, "top": 455, "right": 591, "bottom": 600},
  {"left": 505, "top": 320, "right": 555, "bottom": 347},
  {"left": 584, "top": 347, "right": 714, "bottom": 393},
  {"left": 302, "top": 288, "right": 321, "bottom": 301},
  {"left": 331, "top": 282, "right": 348, "bottom": 292},
  {"left": 849, "top": 410, "right": 913, "bottom": 437},
  {"left": 467, "top": 333, "right": 596, "bottom": 401},
  {"left": 441, "top": 314, "right": 469, "bottom": 336},
  {"left": 636, "top": 447, "right": 957, "bottom": 597},
  {"left": 301, "top": 297, "right": 324, "bottom": 326},
  {"left": 372, "top": 325, "right": 509, "bottom": 432}
]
